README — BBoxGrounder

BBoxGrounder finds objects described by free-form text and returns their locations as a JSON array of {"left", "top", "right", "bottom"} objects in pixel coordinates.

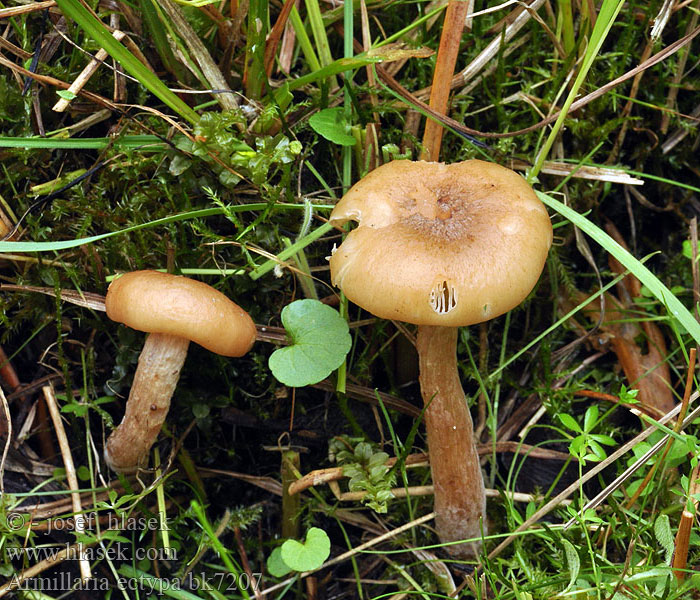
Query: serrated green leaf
[
  {"left": 268, "top": 299, "right": 351, "bottom": 387},
  {"left": 561, "top": 538, "right": 580, "bottom": 592},
  {"left": 280, "top": 527, "right": 330, "bottom": 572},
  {"left": 654, "top": 514, "right": 674, "bottom": 563},
  {"left": 267, "top": 546, "right": 293, "bottom": 577},
  {"left": 309, "top": 108, "right": 355, "bottom": 146}
]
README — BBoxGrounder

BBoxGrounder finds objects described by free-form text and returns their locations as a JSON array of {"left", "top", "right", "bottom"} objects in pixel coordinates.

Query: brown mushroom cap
[
  {"left": 105, "top": 270, "right": 256, "bottom": 357},
  {"left": 329, "top": 160, "right": 553, "bottom": 326}
]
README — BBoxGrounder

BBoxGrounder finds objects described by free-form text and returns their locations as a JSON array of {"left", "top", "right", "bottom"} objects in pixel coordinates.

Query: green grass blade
[
  {"left": 54, "top": 0, "right": 200, "bottom": 124},
  {"left": 305, "top": 0, "right": 334, "bottom": 69},
  {"left": 530, "top": 0, "right": 625, "bottom": 179},
  {"left": 248, "top": 221, "right": 333, "bottom": 280},
  {"left": 538, "top": 191, "right": 700, "bottom": 344},
  {"left": 289, "top": 5, "right": 322, "bottom": 73},
  {"left": 0, "top": 203, "right": 327, "bottom": 254},
  {"left": 139, "top": 0, "right": 189, "bottom": 82},
  {"left": 0, "top": 136, "right": 167, "bottom": 150},
  {"left": 244, "top": 0, "right": 268, "bottom": 99},
  {"left": 0, "top": 208, "right": 224, "bottom": 253},
  {"left": 274, "top": 55, "right": 386, "bottom": 105}
]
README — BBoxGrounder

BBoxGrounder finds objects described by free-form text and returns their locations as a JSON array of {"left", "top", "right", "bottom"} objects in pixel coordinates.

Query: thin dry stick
[
  {"left": 42, "top": 386, "right": 92, "bottom": 581},
  {"left": 53, "top": 30, "right": 127, "bottom": 112},
  {"left": 0, "top": 539, "right": 96, "bottom": 598},
  {"left": 337, "top": 484, "right": 572, "bottom": 505},
  {"left": 672, "top": 463, "right": 699, "bottom": 580},
  {"left": 0, "top": 387, "right": 11, "bottom": 495},
  {"left": 0, "top": 1, "right": 56, "bottom": 18},
  {"left": 233, "top": 525, "right": 264, "bottom": 600},
  {"left": 562, "top": 405, "right": 700, "bottom": 532},
  {"left": 260, "top": 512, "right": 436, "bottom": 596},
  {"left": 420, "top": 0, "right": 472, "bottom": 160},
  {"left": 158, "top": 0, "right": 238, "bottom": 111},
  {"left": 420, "top": 0, "right": 547, "bottom": 99}
]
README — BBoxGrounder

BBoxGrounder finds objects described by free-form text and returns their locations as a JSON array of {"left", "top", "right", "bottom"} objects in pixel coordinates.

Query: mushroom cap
[
  {"left": 105, "top": 271, "right": 256, "bottom": 357},
  {"left": 329, "top": 160, "right": 553, "bottom": 326}
]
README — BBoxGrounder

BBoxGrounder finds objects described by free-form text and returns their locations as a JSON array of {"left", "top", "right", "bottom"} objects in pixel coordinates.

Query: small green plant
[
  {"left": 268, "top": 299, "right": 352, "bottom": 387},
  {"left": 309, "top": 108, "right": 355, "bottom": 147},
  {"left": 266, "top": 527, "right": 331, "bottom": 577},
  {"left": 330, "top": 438, "right": 396, "bottom": 513},
  {"left": 558, "top": 405, "right": 616, "bottom": 464}
]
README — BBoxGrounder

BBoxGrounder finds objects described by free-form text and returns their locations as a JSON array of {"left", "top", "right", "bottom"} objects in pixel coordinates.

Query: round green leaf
[
  {"left": 308, "top": 108, "right": 355, "bottom": 146},
  {"left": 266, "top": 546, "right": 292, "bottom": 577},
  {"left": 280, "top": 527, "right": 330, "bottom": 572},
  {"left": 269, "top": 299, "right": 351, "bottom": 387}
]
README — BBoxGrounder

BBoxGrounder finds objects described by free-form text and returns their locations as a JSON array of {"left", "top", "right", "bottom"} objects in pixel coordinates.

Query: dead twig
[{"left": 42, "top": 385, "right": 91, "bottom": 581}]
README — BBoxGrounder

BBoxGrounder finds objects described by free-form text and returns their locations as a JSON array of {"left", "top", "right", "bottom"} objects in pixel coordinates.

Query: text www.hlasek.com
[{"left": 6, "top": 543, "right": 176, "bottom": 562}]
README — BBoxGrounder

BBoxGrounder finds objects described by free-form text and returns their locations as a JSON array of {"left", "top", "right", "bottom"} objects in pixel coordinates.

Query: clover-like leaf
[
  {"left": 280, "top": 527, "right": 331, "bottom": 572},
  {"left": 269, "top": 299, "right": 351, "bottom": 387},
  {"left": 308, "top": 108, "right": 355, "bottom": 146},
  {"left": 266, "top": 546, "right": 292, "bottom": 577}
]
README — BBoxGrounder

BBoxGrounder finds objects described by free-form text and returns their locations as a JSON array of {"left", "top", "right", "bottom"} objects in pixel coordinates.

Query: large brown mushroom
[
  {"left": 104, "top": 270, "right": 256, "bottom": 472},
  {"left": 329, "top": 160, "right": 552, "bottom": 557}
]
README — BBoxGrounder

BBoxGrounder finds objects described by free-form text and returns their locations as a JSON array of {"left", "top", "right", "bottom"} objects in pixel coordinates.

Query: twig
[
  {"left": 158, "top": 0, "right": 238, "bottom": 111},
  {"left": 0, "top": 387, "right": 11, "bottom": 495},
  {"left": 0, "top": 539, "right": 94, "bottom": 598},
  {"left": 290, "top": 443, "right": 572, "bottom": 496},
  {"left": 233, "top": 525, "right": 264, "bottom": 600},
  {"left": 672, "top": 463, "right": 699, "bottom": 580},
  {"left": 0, "top": 1, "right": 56, "bottom": 18},
  {"left": 42, "top": 386, "right": 92, "bottom": 581},
  {"left": 336, "top": 484, "right": 572, "bottom": 506},
  {"left": 420, "top": 0, "right": 473, "bottom": 160},
  {"left": 53, "top": 30, "right": 126, "bottom": 112}
]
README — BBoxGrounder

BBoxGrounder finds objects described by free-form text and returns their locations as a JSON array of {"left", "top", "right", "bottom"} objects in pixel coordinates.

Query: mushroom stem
[
  {"left": 416, "top": 325, "right": 486, "bottom": 557},
  {"left": 105, "top": 332, "right": 190, "bottom": 473}
]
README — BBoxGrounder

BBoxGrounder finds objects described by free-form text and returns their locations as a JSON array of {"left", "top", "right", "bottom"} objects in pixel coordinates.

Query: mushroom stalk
[
  {"left": 416, "top": 325, "right": 486, "bottom": 557},
  {"left": 105, "top": 332, "right": 189, "bottom": 472}
]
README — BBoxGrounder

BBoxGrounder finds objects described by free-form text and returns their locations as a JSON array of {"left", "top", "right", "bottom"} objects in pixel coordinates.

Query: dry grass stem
[
  {"left": 42, "top": 385, "right": 92, "bottom": 581},
  {"left": 53, "top": 30, "right": 127, "bottom": 112},
  {"left": 159, "top": 0, "right": 238, "bottom": 111},
  {"left": 0, "top": 1, "right": 56, "bottom": 19},
  {"left": 420, "top": 0, "right": 473, "bottom": 161},
  {"left": 508, "top": 159, "right": 644, "bottom": 185}
]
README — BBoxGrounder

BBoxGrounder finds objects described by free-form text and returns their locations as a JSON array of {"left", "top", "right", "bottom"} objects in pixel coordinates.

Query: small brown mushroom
[
  {"left": 104, "top": 270, "right": 256, "bottom": 472},
  {"left": 329, "top": 160, "right": 552, "bottom": 557}
]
